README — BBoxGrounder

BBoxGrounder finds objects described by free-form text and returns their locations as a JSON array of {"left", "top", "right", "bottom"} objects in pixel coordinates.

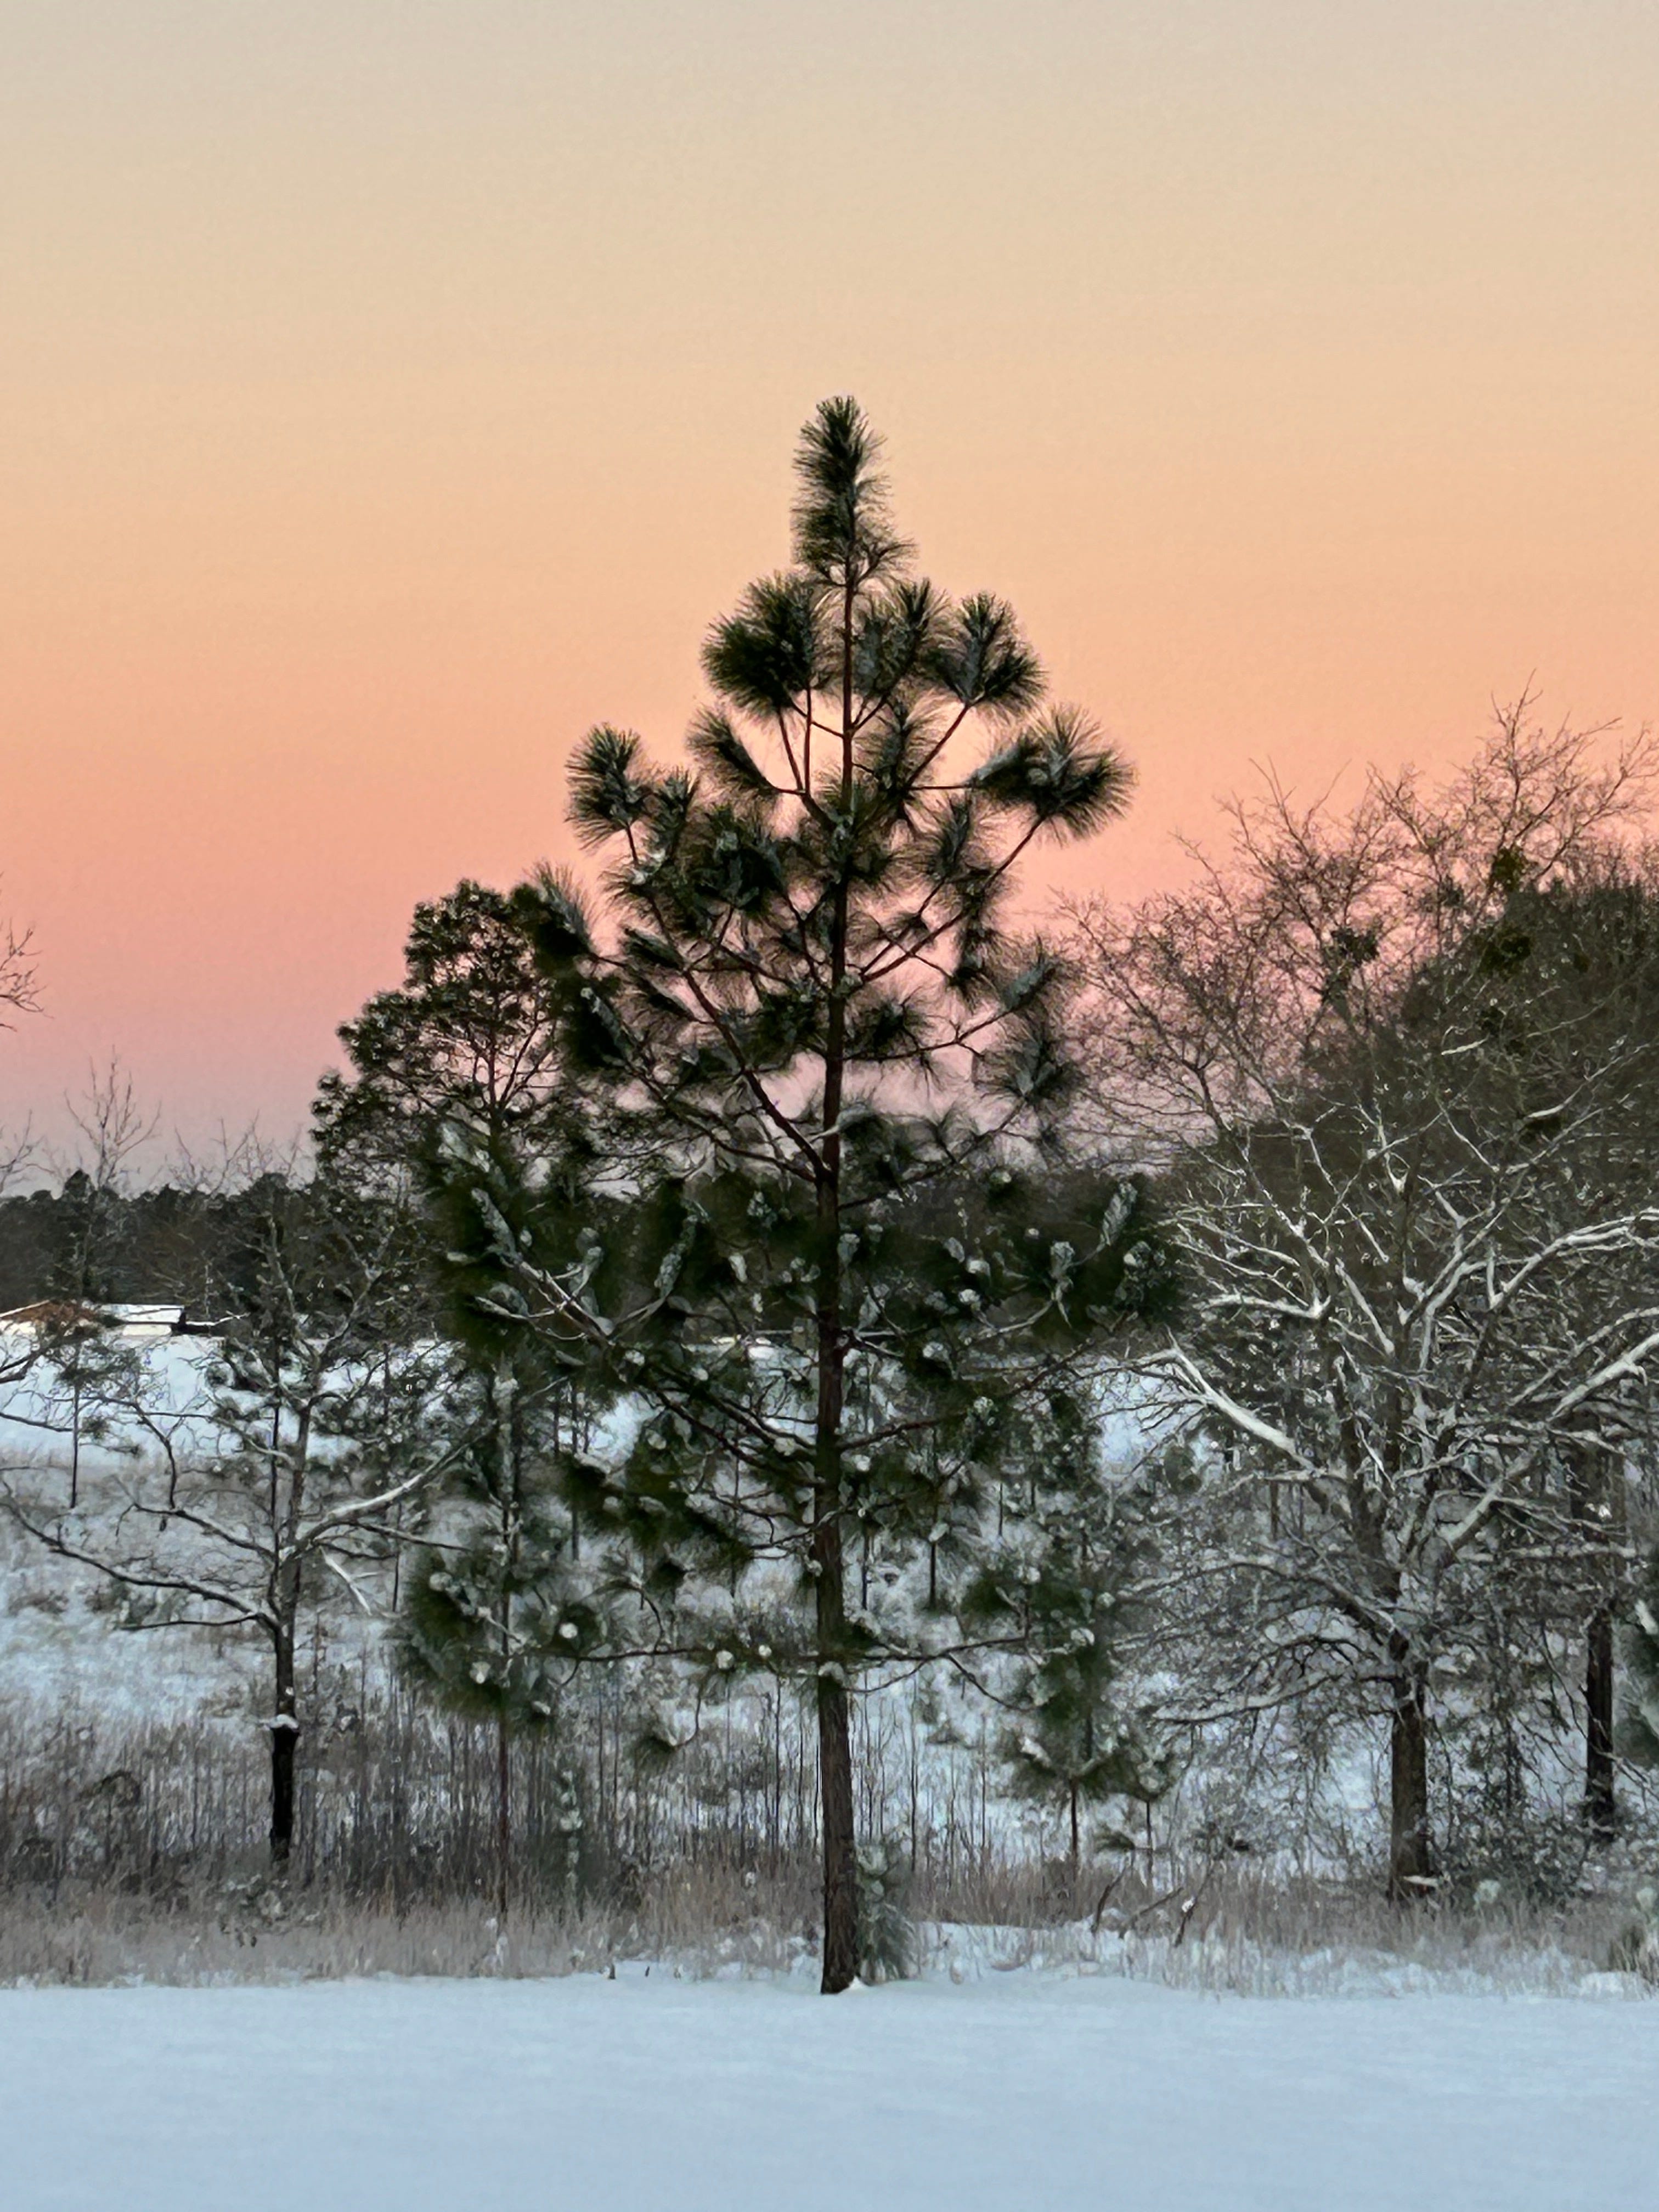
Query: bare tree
[
  {"left": 2, "top": 1165, "right": 458, "bottom": 1863},
  {"left": 0, "top": 883, "right": 42, "bottom": 1381},
  {"left": 1077, "top": 707, "right": 1659, "bottom": 1893},
  {"left": 0, "top": 897, "right": 39, "bottom": 1029}
]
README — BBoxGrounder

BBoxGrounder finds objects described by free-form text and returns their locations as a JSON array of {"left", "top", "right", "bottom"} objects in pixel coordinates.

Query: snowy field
[{"left": 4, "top": 1971, "right": 1656, "bottom": 2212}]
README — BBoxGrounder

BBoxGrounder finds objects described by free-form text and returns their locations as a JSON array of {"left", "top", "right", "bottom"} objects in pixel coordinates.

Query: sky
[{"left": 3, "top": 1, "right": 1656, "bottom": 1161}]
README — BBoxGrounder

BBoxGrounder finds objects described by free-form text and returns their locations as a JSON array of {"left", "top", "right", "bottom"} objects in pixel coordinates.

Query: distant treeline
[{"left": 0, "top": 1172, "right": 326, "bottom": 1316}]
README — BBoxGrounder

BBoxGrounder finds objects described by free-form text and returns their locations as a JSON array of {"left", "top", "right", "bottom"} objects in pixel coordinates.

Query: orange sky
[{"left": 3, "top": 2, "right": 1656, "bottom": 1158}]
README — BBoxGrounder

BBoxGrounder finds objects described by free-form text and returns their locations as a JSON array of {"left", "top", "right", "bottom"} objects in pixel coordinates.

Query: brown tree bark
[
  {"left": 1387, "top": 1655, "right": 1433, "bottom": 1899},
  {"left": 811, "top": 1239, "right": 857, "bottom": 1990},
  {"left": 815, "top": 1641, "right": 859, "bottom": 1993},
  {"left": 811, "top": 1212, "right": 860, "bottom": 1993},
  {"left": 1584, "top": 1606, "right": 1617, "bottom": 1839},
  {"left": 811, "top": 579, "right": 861, "bottom": 1996},
  {"left": 269, "top": 1626, "right": 298, "bottom": 1865}
]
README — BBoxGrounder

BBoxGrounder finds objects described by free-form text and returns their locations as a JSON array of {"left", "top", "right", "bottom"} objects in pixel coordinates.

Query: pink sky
[{"left": 3, "top": 2, "right": 1656, "bottom": 1157}]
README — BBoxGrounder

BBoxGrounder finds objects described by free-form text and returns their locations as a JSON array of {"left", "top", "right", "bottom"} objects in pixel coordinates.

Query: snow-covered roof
[{"left": 0, "top": 1301, "right": 220, "bottom": 1341}]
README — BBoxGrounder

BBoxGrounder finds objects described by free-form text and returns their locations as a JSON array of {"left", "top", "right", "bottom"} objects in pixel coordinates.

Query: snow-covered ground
[{"left": 3, "top": 1971, "right": 1654, "bottom": 2211}]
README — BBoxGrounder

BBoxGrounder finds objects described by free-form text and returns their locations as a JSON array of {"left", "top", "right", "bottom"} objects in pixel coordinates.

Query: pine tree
[
  {"left": 325, "top": 879, "right": 619, "bottom": 1913},
  {"left": 397, "top": 1353, "right": 601, "bottom": 1919},
  {"left": 33, "top": 1307, "right": 139, "bottom": 1510},
  {"left": 319, "top": 877, "right": 616, "bottom": 1469},
  {"left": 319, "top": 881, "right": 574, "bottom": 1167},
  {"left": 441, "top": 398, "right": 1170, "bottom": 1990},
  {"left": 965, "top": 1390, "right": 1166, "bottom": 1877}
]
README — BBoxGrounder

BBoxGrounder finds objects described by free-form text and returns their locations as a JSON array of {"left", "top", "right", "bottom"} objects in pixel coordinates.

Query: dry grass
[
  {"left": 0, "top": 1853, "right": 827, "bottom": 1989},
  {"left": 0, "top": 1681, "right": 1652, "bottom": 1996},
  {"left": 1, "top": 1853, "right": 1651, "bottom": 1995},
  {"left": 915, "top": 1859, "right": 1659, "bottom": 1997}
]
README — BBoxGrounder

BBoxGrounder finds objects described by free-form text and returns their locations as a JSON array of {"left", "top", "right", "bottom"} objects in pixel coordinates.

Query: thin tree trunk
[
  {"left": 1584, "top": 1606, "right": 1617, "bottom": 1839},
  {"left": 1575, "top": 1433, "right": 1628, "bottom": 1831},
  {"left": 812, "top": 1392, "right": 858, "bottom": 1990},
  {"left": 1386, "top": 1656, "right": 1432, "bottom": 1899},
  {"left": 1570, "top": 1443, "right": 1620, "bottom": 1841},
  {"left": 266, "top": 1334, "right": 298, "bottom": 1868},
  {"left": 808, "top": 568, "right": 862, "bottom": 1996},
  {"left": 816, "top": 1645, "right": 859, "bottom": 1991},
  {"left": 496, "top": 1709, "right": 512, "bottom": 1920},
  {"left": 269, "top": 1626, "right": 297, "bottom": 1865}
]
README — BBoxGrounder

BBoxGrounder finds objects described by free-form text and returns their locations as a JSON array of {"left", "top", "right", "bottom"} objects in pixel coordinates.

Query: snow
[
  {"left": 0, "top": 1336, "right": 219, "bottom": 1473},
  {"left": 2, "top": 1971, "right": 1654, "bottom": 2211},
  {"left": 0, "top": 1512, "right": 250, "bottom": 1719}
]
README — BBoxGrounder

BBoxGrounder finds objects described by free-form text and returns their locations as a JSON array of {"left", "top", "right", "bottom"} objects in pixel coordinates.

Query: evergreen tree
[
  {"left": 397, "top": 1354, "right": 601, "bottom": 1918},
  {"left": 441, "top": 398, "right": 1170, "bottom": 1990},
  {"left": 319, "top": 881, "right": 573, "bottom": 1167},
  {"left": 325, "top": 879, "right": 617, "bottom": 1912},
  {"left": 32, "top": 1305, "right": 141, "bottom": 1509},
  {"left": 965, "top": 1391, "right": 1166, "bottom": 1875},
  {"left": 319, "top": 877, "right": 616, "bottom": 1468}
]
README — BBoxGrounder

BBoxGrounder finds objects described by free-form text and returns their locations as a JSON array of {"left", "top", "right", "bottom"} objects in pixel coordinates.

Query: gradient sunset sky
[{"left": 5, "top": 2, "right": 1656, "bottom": 1154}]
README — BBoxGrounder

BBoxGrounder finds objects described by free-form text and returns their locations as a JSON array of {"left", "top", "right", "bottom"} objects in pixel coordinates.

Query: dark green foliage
[
  {"left": 963, "top": 1395, "right": 1168, "bottom": 1863},
  {"left": 317, "top": 879, "right": 585, "bottom": 1170},
  {"left": 0, "top": 1171, "right": 374, "bottom": 1317},
  {"left": 789, "top": 393, "right": 911, "bottom": 586},
  {"left": 397, "top": 1368, "right": 602, "bottom": 1730},
  {"left": 320, "top": 873, "right": 622, "bottom": 1639},
  {"left": 335, "top": 397, "right": 1165, "bottom": 1988}
]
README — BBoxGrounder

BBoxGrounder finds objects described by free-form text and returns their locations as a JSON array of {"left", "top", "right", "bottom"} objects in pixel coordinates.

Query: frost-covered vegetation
[{"left": 4, "top": 400, "right": 1659, "bottom": 1998}]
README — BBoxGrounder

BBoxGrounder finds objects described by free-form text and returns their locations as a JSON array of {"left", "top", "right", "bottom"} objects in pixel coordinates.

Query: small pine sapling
[
  {"left": 398, "top": 1353, "right": 601, "bottom": 1920},
  {"left": 855, "top": 1838, "right": 915, "bottom": 1983},
  {"left": 966, "top": 1392, "right": 1167, "bottom": 1880}
]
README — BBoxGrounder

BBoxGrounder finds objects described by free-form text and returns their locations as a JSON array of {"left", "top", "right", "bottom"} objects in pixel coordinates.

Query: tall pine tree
[{"left": 443, "top": 399, "right": 1170, "bottom": 1990}]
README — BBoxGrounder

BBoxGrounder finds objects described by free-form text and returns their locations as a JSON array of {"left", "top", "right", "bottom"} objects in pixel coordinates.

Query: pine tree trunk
[
  {"left": 1386, "top": 1655, "right": 1432, "bottom": 1899},
  {"left": 1584, "top": 1606, "right": 1617, "bottom": 1839},
  {"left": 1570, "top": 1444, "right": 1620, "bottom": 1841},
  {"left": 810, "top": 576, "right": 861, "bottom": 1997},
  {"left": 269, "top": 1627, "right": 297, "bottom": 1865},
  {"left": 496, "top": 1709, "right": 512, "bottom": 1920},
  {"left": 811, "top": 1301, "right": 858, "bottom": 1991},
  {"left": 816, "top": 1635, "right": 859, "bottom": 1993},
  {"left": 811, "top": 1286, "right": 859, "bottom": 1990}
]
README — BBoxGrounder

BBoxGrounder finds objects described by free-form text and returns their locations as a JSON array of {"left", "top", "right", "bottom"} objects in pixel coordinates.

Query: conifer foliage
[
  {"left": 396, "top": 1355, "right": 601, "bottom": 1918},
  {"left": 442, "top": 399, "right": 1170, "bottom": 1990},
  {"left": 320, "top": 881, "right": 612, "bottom": 1912},
  {"left": 964, "top": 1393, "right": 1167, "bottom": 1870}
]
